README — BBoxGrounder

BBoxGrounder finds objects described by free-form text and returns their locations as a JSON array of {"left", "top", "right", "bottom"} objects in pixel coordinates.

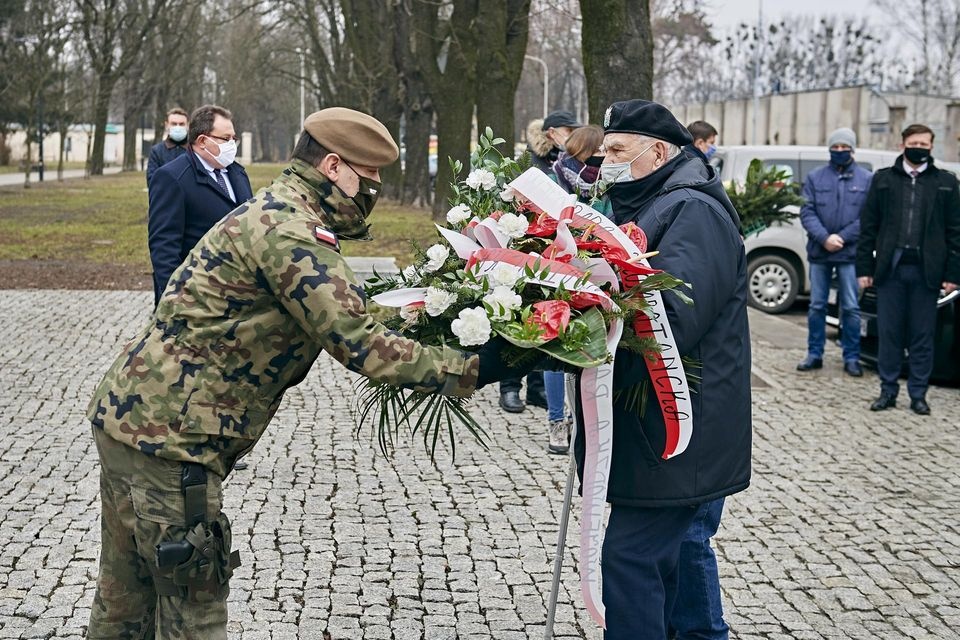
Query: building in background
[
  {"left": 3, "top": 125, "right": 254, "bottom": 170},
  {"left": 667, "top": 85, "right": 960, "bottom": 161}
]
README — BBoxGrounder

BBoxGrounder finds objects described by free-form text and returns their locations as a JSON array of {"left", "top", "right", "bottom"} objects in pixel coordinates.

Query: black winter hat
[
  {"left": 542, "top": 110, "right": 582, "bottom": 130},
  {"left": 603, "top": 100, "right": 693, "bottom": 147}
]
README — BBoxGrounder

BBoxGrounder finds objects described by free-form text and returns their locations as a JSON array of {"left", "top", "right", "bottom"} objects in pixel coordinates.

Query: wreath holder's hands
[{"left": 474, "top": 337, "right": 547, "bottom": 388}]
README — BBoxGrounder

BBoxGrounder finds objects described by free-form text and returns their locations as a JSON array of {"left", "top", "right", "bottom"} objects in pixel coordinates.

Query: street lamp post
[
  {"left": 751, "top": 0, "right": 763, "bottom": 144},
  {"left": 525, "top": 55, "right": 549, "bottom": 118}
]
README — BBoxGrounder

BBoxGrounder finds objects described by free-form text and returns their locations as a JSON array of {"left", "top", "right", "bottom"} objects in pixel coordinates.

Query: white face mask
[
  {"left": 205, "top": 137, "right": 237, "bottom": 167},
  {"left": 600, "top": 142, "right": 656, "bottom": 184},
  {"left": 168, "top": 125, "right": 187, "bottom": 142}
]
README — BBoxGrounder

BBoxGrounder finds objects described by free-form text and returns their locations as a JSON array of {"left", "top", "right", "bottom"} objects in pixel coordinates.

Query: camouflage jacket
[{"left": 88, "top": 160, "right": 479, "bottom": 477}]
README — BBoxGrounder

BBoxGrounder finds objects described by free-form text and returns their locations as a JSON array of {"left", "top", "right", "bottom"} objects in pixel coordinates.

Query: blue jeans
[
  {"left": 807, "top": 262, "right": 860, "bottom": 362},
  {"left": 544, "top": 371, "right": 565, "bottom": 421},
  {"left": 669, "top": 499, "right": 729, "bottom": 640},
  {"left": 603, "top": 504, "right": 699, "bottom": 640}
]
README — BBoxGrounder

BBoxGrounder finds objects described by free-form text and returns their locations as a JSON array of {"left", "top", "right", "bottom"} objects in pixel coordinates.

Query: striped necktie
[{"left": 214, "top": 169, "right": 232, "bottom": 199}]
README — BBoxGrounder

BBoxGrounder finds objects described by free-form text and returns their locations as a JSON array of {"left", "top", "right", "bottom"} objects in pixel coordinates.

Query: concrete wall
[
  {"left": 4, "top": 126, "right": 255, "bottom": 168},
  {"left": 669, "top": 86, "right": 960, "bottom": 159}
]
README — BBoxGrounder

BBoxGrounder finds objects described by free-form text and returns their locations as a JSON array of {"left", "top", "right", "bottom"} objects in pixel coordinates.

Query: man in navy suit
[{"left": 148, "top": 104, "right": 253, "bottom": 305}]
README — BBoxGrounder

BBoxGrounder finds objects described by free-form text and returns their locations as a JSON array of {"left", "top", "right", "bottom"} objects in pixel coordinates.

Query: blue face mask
[
  {"left": 830, "top": 149, "right": 852, "bottom": 167},
  {"left": 169, "top": 125, "right": 187, "bottom": 143},
  {"left": 704, "top": 144, "right": 717, "bottom": 160}
]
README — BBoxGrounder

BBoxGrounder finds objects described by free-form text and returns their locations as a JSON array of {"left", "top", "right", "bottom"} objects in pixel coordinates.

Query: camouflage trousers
[{"left": 88, "top": 426, "right": 231, "bottom": 639}]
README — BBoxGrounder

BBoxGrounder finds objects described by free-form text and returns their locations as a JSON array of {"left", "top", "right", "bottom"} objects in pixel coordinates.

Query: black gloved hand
[{"left": 475, "top": 337, "right": 547, "bottom": 388}]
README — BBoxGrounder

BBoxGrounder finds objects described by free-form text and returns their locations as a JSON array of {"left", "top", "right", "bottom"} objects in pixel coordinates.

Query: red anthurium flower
[
  {"left": 619, "top": 222, "right": 648, "bottom": 253},
  {"left": 527, "top": 300, "right": 572, "bottom": 340},
  {"left": 525, "top": 212, "right": 559, "bottom": 237},
  {"left": 569, "top": 291, "right": 606, "bottom": 309}
]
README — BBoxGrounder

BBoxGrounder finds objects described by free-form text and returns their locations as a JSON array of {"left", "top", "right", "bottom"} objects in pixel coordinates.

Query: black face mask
[
  {"left": 904, "top": 147, "right": 931, "bottom": 166},
  {"left": 584, "top": 155, "right": 604, "bottom": 167},
  {"left": 352, "top": 173, "right": 382, "bottom": 217}
]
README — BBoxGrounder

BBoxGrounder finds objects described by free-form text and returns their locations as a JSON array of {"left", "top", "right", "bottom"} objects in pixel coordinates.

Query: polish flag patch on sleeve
[{"left": 313, "top": 226, "right": 340, "bottom": 251}]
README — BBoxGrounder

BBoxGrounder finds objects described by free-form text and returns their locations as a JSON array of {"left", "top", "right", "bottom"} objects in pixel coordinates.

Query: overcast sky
[{"left": 707, "top": 0, "right": 878, "bottom": 33}]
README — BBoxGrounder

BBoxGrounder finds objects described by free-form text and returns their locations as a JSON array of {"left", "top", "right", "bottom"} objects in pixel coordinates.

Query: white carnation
[
  {"left": 422, "top": 243, "right": 450, "bottom": 273},
  {"left": 451, "top": 307, "right": 492, "bottom": 346},
  {"left": 402, "top": 264, "right": 419, "bottom": 282},
  {"left": 465, "top": 168, "right": 498, "bottom": 191},
  {"left": 424, "top": 286, "right": 458, "bottom": 316},
  {"left": 499, "top": 186, "right": 516, "bottom": 202},
  {"left": 400, "top": 305, "right": 421, "bottom": 323},
  {"left": 496, "top": 212, "right": 529, "bottom": 239},
  {"left": 446, "top": 203, "right": 472, "bottom": 225},
  {"left": 483, "top": 286, "right": 522, "bottom": 321},
  {"left": 486, "top": 263, "right": 522, "bottom": 289}
]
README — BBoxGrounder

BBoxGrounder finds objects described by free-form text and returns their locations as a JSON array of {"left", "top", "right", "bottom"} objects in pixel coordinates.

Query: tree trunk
[
  {"left": 394, "top": 0, "right": 433, "bottom": 207},
  {"left": 89, "top": 74, "right": 114, "bottom": 175},
  {"left": 23, "top": 135, "right": 32, "bottom": 188},
  {"left": 475, "top": 0, "right": 531, "bottom": 155},
  {"left": 122, "top": 112, "right": 138, "bottom": 172},
  {"left": 402, "top": 99, "right": 433, "bottom": 207},
  {"left": 433, "top": 103, "right": 474, "bottom": 221},
  {"left": 580, "top": 0, "right": 654, "bottom": 123}
]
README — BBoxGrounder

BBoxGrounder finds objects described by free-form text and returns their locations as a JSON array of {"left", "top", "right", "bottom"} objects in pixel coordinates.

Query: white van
[{"left": 712, "top": 145, "right": 960, "bottom": 314}]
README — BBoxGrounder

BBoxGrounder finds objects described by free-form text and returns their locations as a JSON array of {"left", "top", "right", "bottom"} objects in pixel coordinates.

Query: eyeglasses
[{"left": 206, "top": 133, "right": 238, "bottom": 142}]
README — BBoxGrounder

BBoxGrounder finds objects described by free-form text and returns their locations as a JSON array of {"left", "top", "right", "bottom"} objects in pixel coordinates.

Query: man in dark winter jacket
[
  {"left": 797, "top": 127, "right": 872, "bottom": 376},
  {"left": 146, "top": 108, "right": 190, "bottom": 187},
  {"left": 856, "top": 123, "right": 960, "bottom": 415},
  {"left": 576, "top": 99, "right": 751, "bottom": 640}
]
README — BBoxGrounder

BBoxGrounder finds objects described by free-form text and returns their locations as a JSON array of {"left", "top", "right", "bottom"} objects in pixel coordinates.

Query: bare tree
[
  {"left": 580, "top": 0, "right": 654, "bottom": 122},
  {"left": 75, "top": 0, "right": 170, "bottom": 175},
  {"left": 652, "top": 0, "right": 717, "bottom": 102},
  {"left": 5, "top": 0, "right": 71, "bottom": 185},
  {"left": 875, "top": 0, "right": 960, "bottom": 94},
  {"left": 410, "top": 0, "right": 481, "bottom": 218},
  {"left": 475, "top": 0, "right": 532, "bottom": 154},
  {"left": 395, "top": 0, "right": 434, "bottom": 207}
]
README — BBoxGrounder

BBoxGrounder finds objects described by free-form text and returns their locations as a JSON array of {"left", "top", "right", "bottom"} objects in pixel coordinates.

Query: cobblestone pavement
[{"left": 1, "top": 290, "right": 957, "bottom": 639}]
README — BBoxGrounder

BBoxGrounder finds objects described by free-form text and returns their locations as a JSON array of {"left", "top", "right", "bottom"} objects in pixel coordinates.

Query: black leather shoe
[
  {"left": 870, "top": 394, "right": 897, "bottom": 411},
  {"left": 233, "top": 461, "right": 248, "bottom": 471},
  {"left": 910, "top": 398, "right": 931, "bottom": 415},
  {"left": 796, "top": 356, "right": 823, "bottom": 371},
  {"left": 526, "top": 391, "right": 548, "bottom": 409},
  {"left": 499, "top": 390, "right": 525, "bottom": 413},
  {"left": 843, "top": 361, "right": 863, "bottom": 377}
]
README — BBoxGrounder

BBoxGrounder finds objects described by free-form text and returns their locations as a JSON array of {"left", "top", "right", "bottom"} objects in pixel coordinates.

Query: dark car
[{"left": 829, "top": 288, "right": 960, "bottom": 385}]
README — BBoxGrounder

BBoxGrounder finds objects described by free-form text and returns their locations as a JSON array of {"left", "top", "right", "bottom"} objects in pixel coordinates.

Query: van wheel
[{"left": 747, "top": 254, "right": 800, "bottom": 314}]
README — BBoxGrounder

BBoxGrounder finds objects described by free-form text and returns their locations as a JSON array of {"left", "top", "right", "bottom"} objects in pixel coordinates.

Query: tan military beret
[{"left": 303, "top": 107, "right": 399, "bottom": 168}]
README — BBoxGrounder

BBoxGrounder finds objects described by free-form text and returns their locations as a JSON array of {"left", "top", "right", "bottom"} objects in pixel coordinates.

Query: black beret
[
  {"left": 603, "top": 100, "right": 693, "bottom": 147},
  {"left": 542, "top": 110, "right": 582, "bottom": 130}
]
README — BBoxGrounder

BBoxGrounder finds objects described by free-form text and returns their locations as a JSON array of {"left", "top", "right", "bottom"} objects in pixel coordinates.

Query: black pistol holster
[{"left": 154, "top": 463, "right": 241, "bottom": 601}]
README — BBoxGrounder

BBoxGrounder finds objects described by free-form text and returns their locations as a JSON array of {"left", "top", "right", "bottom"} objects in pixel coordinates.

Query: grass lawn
[{"left": 0, "top": 163, "right": 434, "bottom": 268}]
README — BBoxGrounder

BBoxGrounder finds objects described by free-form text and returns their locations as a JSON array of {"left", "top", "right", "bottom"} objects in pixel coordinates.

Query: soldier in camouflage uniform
[{"left": 86, "top": 108, "right": 508, "bottom": 638}]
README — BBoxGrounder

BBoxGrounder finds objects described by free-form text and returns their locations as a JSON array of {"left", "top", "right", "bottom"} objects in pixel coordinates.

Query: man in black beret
[{"left": 573, "top": 99, "right": 752, "bottom": 639}]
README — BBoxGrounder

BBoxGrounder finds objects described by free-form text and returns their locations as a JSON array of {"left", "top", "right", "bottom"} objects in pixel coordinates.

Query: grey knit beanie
[{"left": 827, "top": 127, "right": 856, "bottom": 149}]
